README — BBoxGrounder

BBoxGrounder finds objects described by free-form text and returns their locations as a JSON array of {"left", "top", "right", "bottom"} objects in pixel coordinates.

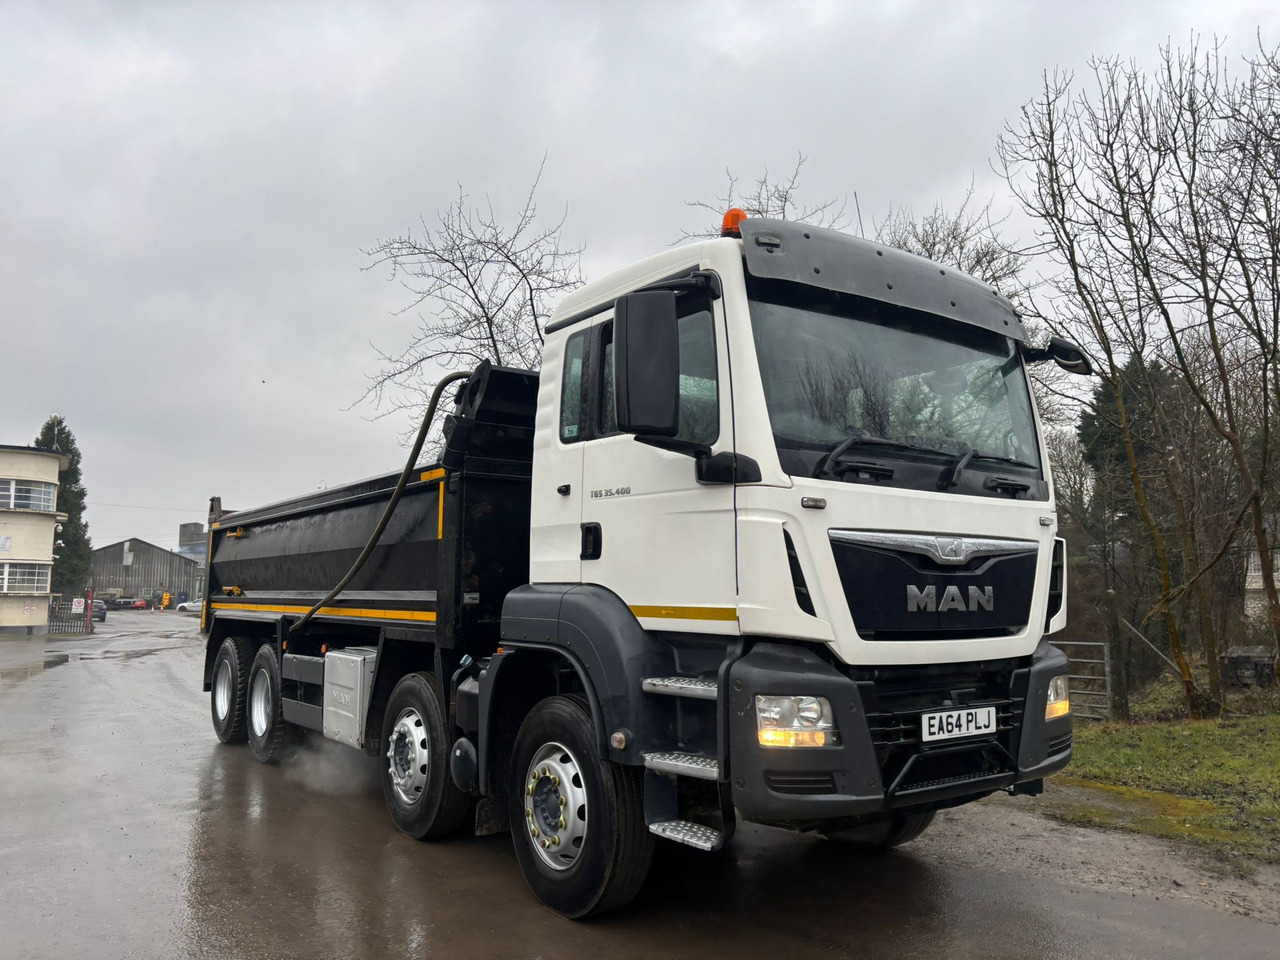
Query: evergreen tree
[{"left": 33, "top": 415, "right": 91, "bottom": 594}]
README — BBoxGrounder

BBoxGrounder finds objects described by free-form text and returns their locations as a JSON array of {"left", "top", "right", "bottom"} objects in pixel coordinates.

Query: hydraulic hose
[{"left": 289, "top": 369, "right": 474, "bottom": 635}]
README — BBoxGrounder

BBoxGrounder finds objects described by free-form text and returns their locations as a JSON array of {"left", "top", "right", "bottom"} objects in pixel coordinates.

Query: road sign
[{"left": 71, "top": 598, "right": 85, "bottom": 614}]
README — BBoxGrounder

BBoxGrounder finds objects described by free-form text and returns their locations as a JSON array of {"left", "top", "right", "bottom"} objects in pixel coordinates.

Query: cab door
[
  {"left": 579, "top": 292, "right": 738, "bottom": 634},
  {"left": 529, "top": 328, "right": 589, "bottom": 584}
]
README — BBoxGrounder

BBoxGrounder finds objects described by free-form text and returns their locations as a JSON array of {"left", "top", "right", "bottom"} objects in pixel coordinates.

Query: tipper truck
[{"left": 201, "top": 212, "right": 1090, "bottom": 918}]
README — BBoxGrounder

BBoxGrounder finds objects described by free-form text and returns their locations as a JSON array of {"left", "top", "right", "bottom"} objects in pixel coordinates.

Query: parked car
[
  {"left": 129, "top": 598, "right": 148, "bottom": 609},
  {"left": 109, "top": 597, "right": 140, "bottom": 609},
  {"left": 176, "top": 599, "right": 203, "bottom": 613},
  {"left": 92, "top": 599, "right": 107, "bottom": 622}
]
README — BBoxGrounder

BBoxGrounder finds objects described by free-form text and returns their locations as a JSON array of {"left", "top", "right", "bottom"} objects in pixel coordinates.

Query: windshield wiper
[
  {"left": 814, "top": 435, "right": 949, "bottom": 479},
  {"left": 969, "top": 452, "right": 1038, "bottom": 470},
  {"left": 939, "top": 449, "right": 1038, "bottom": 489}
]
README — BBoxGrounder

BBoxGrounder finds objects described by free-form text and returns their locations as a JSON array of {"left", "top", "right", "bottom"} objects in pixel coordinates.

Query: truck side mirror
[
  {"left": 614, "top": 290, "right": 680, "bottom": 437},
  {"left": 1024, "top": 335, "right": 1093, "bottom": 376},
  {"left": 1048, "top": 336, "right": 1092, "bottom": 375}
]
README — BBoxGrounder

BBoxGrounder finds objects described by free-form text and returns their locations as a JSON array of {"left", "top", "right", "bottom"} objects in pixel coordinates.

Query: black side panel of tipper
[
  {"left": 210, "top": 485, "right": 440, "bottom": 596},
  {"left": 436, "top": 364, "right": 539, "bottom": 654}
]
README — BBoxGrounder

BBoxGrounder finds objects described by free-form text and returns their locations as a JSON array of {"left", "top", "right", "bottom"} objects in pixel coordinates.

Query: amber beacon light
[{"left": 721, "top": 207, "right": 748, "bottom": 237}]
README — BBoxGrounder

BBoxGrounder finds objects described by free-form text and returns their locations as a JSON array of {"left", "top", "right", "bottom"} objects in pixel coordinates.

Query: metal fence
[
  {"left": 47, "top": 596, "right": 93, "bottom": 635},
  {"left": 1064, "top": 640, "right": 1112, "bottom": 721}
]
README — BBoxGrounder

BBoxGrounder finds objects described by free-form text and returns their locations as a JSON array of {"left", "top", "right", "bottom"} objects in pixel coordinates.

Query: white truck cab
[{"left": 530, "top": 218, "right": 1069, "bottom": 665}]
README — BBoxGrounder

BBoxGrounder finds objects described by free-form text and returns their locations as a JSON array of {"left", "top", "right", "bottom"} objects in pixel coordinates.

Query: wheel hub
[
  {"left": 249, "top": 667, "right": 271, "bottom": 737},
  {"left": 387, "top": 708, "right": 429, "bottom": 805},
  {"left": 214, "top": 660, "right": 232, "bottom": 721},
  {"left": 523, "top": 741, "right": 588, "bottom": 871}
]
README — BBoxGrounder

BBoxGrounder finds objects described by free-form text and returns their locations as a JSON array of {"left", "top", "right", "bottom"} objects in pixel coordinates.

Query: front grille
[
  {"left": 855, "top": 658, "right": 1026, "bottom": 795},
  {"left": 765, "top": 771, "right": 837, "bottom": 795},
  {"left": 866, "top": 698, "right": 1020, "bottom": 752},
  {"left": 830, "top": 533, "right": 1038, "bottom": 641}
]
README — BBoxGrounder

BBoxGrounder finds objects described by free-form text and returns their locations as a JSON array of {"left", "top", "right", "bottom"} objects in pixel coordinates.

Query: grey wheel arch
[{"left": 488, "top": 583, "right": 691, "bottom": 784}]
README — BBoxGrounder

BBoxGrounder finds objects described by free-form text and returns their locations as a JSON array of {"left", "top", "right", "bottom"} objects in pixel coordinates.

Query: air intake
[
  {"left": 783, "top": 530, "right": 816, "bottom": 616},
  {"left": 1045, "top": 538, "right": 1065, "bottom": 628}
]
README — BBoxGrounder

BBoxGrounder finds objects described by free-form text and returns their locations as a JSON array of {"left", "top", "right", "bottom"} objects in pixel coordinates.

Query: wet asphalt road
[{"left": 0, "top": 614, "right": 1276, "bottom": 960}]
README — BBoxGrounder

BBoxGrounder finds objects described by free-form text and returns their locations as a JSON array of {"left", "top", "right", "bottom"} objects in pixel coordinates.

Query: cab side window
[
  {"left": 560, "top": 330, "right": 588, "bottom": 443},
  {"left": 600, "top": 324, "right": 618, "bottom": 435},
  {"left": 676, "top": 307, "right": 718, "bottom": 444}
]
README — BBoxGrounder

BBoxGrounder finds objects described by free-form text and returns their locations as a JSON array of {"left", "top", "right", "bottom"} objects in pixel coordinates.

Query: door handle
[{"left": 580, "top": 522, "right": 602, "bottom": 560}]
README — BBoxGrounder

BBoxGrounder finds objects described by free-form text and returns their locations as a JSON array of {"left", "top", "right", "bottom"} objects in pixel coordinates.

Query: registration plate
[{"left": 921, "top": 706, "right": 997, "bottom": 743}]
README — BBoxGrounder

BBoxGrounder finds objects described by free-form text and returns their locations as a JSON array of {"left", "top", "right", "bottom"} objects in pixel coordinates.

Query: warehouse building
[
  {"left": 91, "top": 538, "right": 201, "bottom": 606},
  {"left": 0, "top": 444, "right": 70, "bottom": 636}
]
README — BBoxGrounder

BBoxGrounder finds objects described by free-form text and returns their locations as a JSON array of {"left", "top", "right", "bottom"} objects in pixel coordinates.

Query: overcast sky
[{"left": 3, "top": 1, "right": 1276, "bottom": 551}]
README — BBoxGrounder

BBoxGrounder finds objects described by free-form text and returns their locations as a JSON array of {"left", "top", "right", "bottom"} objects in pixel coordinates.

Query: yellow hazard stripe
[
  {"left": 629, "top": 605, "right": 738, "bottom": 622},
  {"left": 418, "top": 468, "right": 447, "bottom": 539},
  {"left": 210, "top": 602, "right": 436, "bottom": 622}
]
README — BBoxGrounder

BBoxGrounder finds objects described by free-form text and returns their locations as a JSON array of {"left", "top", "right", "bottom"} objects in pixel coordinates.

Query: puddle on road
[
  {"left": 0, "top": 646, "right": 182, "bottom": 685},
  {"left": 75, "top": 646, "right": 179, "bottom": 662}
]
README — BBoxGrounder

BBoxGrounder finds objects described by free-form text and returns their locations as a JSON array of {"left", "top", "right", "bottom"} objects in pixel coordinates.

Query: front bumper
[{"left": 726, "top": 640, "right": 1072, "bottom": 824}]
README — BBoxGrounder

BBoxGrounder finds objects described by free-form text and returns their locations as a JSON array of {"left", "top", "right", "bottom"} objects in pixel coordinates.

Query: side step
[
  {"left": 649, "top": 820, "right": 724, "bottom": 852},
  {"left": 641, "top": 677, "right": 718, "bottom": 700},
  {"left": 643, "top": 751, "right": 719, "bottom": 781}
]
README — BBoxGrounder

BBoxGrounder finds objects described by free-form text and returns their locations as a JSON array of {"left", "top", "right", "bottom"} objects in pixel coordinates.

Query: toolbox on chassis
[{"left": 201, "top": 214, "right": 1084, "bottom": 918}]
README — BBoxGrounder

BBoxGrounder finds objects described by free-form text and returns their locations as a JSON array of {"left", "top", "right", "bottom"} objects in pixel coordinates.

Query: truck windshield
[{"left": 746, "top": 278, "right": 1041, "bottom": 481}]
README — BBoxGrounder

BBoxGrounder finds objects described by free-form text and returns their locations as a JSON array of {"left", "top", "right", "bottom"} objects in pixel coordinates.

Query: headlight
[
  {"left": 755, "top": 695, "right": 839, "bottom": 747},
  {"left": 1045, "top": 674, "right": 1070, "bottom": 720}
]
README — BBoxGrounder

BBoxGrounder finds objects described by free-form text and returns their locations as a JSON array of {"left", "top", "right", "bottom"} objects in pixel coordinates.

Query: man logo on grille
[
  {"left": 907, "top": 585, "right": 995, "bottom": 612},
  {"left": 936, "top": 537, "right": 964, "bottom": 561}
]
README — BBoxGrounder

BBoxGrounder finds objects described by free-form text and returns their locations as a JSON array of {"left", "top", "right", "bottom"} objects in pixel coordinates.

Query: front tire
[
  {"left": 822, "top": 811, "right": 935, "bottom": 848},
  {"left": 508, "top": 696, "right": 653, "bottom": 919},
  {"left": 247, "top": 644, "right": 289, "bottom": 763},
  {"left": 210, "top": 637, "right": 253, "bottom": 744},
  {"left": 380, "top": 672, "right": 470, "bottom": 840}
]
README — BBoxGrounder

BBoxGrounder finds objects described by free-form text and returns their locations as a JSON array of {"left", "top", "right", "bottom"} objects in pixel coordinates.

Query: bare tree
[
  {"left": 876, "top": 181, "right": 1024, "bottom": 291},
  {"left": 678, "top": 153, "right": 848, "bottom": 241},
  {"left": 1000, "top": 37, "right": 1280, "bottom": 713},
  {"left": 999, "top": 64, "right": 1206, "bottom": 714},
  {"left": 362, "top": 160, "right": 584, "bottom": 429}
]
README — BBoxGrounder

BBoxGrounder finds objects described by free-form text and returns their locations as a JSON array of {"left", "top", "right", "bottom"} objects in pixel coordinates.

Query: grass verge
[{"left": 1045, "top": 714, "right": 1280, "bottom": 868}]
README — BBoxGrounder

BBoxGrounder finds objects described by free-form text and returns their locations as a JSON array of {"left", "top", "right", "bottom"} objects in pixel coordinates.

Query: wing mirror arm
[{"left": 635, "top": 436, "right": 711, "bottom": 458}]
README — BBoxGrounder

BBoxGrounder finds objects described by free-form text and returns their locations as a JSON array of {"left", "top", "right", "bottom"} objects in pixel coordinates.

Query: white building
[{"left": 0, "top": 444, "right": 69, "bottom": 636}]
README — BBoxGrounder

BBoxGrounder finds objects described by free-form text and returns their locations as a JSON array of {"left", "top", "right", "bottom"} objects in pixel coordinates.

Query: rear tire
[
  {"left": 247, "top": 644, "right": 289, "bottom": 763},
  {"left": 381, "top": 672, "right": 471, "bottom": 840},
  {"left": 210, "top": 637, "right": 253, "bottom": 744},
  {"left": 822, "top": 811, "right": 935, "bottom": 849},
  {"left": 508, "top": 696, "right": 654, "bottom": 919}
]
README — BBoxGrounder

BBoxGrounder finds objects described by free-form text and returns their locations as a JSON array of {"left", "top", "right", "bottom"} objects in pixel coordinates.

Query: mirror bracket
[
  {"left": 696, "top": 451, "right": 763, "bottom": 484},
  {"left": 635, "top": 435, "right": 711, "bottom": 459}
]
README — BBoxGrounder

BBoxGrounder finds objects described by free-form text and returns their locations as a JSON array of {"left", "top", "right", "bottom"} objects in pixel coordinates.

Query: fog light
[
  {"left": 1045, "top": 674, "right": 1070, "bottom": 720},
  {"left": 756, "top": 695, "right": 839, "bottom": 747}
]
